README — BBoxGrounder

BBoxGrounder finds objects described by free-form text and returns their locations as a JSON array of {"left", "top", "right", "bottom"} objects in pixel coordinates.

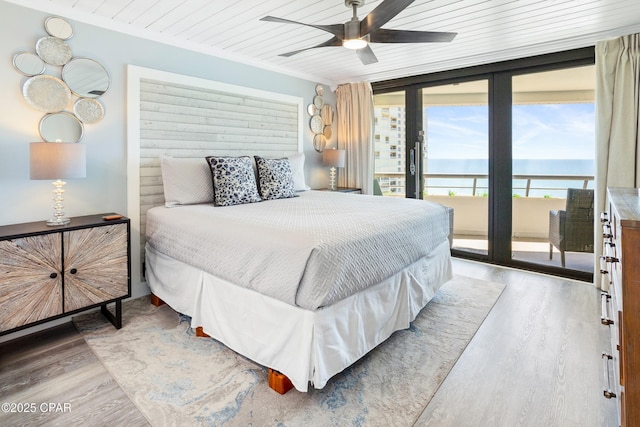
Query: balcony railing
[{"left": 375, "top": 172, "right": 594, "bottom": 197}]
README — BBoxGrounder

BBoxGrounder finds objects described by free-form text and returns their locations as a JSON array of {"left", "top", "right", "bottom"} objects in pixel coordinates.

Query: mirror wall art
[
  {"left": 12, "top": 16, "right": 110, "bottom": 143},
  {"left": 309, "top": 84, "right": 334, "bottom": 152}
]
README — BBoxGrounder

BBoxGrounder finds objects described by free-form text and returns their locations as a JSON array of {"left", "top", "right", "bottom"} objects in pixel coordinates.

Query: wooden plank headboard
[{"left": 127, "top": 65, "right": 303, "bottom": 287}]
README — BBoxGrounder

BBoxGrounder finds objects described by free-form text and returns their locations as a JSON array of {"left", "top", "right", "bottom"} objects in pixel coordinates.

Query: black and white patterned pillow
[
  {"left": 206, "top": 156, "right": 262, "bottom": 207},
  {"left": 254, "top": 156, "right": 297, "bottom": 200}
]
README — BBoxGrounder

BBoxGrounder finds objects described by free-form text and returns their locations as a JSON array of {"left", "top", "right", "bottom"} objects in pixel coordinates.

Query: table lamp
[
  {"left": 30, "top": 142, "right": 86, "bottom": 226},
  {"left": 322, "top": 148, "right": 345, "bottom": 191}
]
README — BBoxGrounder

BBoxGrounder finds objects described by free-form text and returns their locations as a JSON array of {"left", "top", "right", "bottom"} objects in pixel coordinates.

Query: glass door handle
[
  {"left": 414, "top": 131, "right": 425, "bottom": 199},
  {"left": 410, "top": 149, "right": 416, "bottom": 175},
  {"left": 414, "top": 141, "right": 422, "bottom": 198}
]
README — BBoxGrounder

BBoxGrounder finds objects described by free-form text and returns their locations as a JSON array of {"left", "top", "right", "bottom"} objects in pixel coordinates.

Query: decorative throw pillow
[
  {"left": 287, "top": 152, "right": 310, "bottom": 191},
  {"left": 160, "top": 156, "right": 214, "bottom": 207},
  {"left": 254, "top": 156, "right": 297, "bottom": 200},
  {"left": 206, "top": 156, "right": 262, "bottom": 207}
]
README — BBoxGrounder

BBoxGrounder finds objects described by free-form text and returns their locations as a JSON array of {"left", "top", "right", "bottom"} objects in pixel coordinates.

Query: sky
[{"left": 424, "top": 103, "right": 595, "bottom": 160}]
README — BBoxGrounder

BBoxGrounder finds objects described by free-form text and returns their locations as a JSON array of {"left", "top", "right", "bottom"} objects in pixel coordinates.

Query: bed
[{"left": 143, "top": 154, "right": 453, "bottom": 393}]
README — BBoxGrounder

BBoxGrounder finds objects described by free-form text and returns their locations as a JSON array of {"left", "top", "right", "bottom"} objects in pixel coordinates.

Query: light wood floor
[
  {"left": 416, "top": 258, "right": 617, "bottom": 427},
  {"left": 0, "top": 259, "right": 617, "bottom": 426},
  {"left": 0, "top": 322, "right": 149, "bottom": 427}
]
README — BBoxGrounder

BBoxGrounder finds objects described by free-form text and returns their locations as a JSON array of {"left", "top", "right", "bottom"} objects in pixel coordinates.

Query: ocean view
[{"left": 423, "top": 158, "right": 595, "bottom": 197}]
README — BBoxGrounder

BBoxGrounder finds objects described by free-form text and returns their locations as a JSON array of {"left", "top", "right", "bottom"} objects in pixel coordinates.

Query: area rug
[{"left": 74, "top": 275, "right": 505, "bottom": 427}]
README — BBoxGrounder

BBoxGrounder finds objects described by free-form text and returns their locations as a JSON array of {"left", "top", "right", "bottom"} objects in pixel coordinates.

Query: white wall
[{"left": 0, "top": 0, "right": 336, "bottom": 342}]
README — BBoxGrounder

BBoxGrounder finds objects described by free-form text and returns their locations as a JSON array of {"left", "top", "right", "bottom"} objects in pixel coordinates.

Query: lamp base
[
  {"left": 46, "top": 217, "right": 70, "bottom": 227},
  {"left": 329, "top": 167, "right": 337, "bottom": 191},
  {"left": 46, "top": 179, "right": 70, "bottom": 227}
]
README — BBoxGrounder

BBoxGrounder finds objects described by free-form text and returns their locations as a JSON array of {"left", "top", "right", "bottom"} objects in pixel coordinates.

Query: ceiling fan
[{"left": 260, "top": 0, "right": 457, "bottom": 65}]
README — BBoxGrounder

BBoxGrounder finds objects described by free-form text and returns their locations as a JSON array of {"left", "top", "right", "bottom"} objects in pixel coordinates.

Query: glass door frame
[{"left": 372, "top": 47, "right": 595, "bottom": 282}]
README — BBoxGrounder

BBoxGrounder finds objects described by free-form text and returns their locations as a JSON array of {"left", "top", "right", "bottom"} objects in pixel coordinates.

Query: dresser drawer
[{"left": 605, "top": 187, "right": 640, "bottom": 426}]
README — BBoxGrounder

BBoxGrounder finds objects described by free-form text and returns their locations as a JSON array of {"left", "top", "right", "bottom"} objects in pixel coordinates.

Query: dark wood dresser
[
  {"left": 601, "top": 187, "right": 640, "bottom": 426},
  {"left": 0, "top": 214, "right": 130, "bottom": 336}
]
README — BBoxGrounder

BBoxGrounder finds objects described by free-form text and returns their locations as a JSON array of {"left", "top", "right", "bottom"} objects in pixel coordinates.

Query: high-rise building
[{"left": 374, "top": 106, "right": 406, "bottom": 194}]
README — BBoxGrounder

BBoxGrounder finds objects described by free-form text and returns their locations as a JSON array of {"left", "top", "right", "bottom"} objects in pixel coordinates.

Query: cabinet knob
[
  {"left": 70, "top": 268, "right": 78, "bottom": 274},
  {"left": 49, "top": 272, "right": 57, "bottom": 279}
]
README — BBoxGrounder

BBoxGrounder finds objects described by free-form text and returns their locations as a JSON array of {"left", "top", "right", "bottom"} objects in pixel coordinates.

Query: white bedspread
[{"left": 145, "top": 191, "right": 450, "bottom": 310}]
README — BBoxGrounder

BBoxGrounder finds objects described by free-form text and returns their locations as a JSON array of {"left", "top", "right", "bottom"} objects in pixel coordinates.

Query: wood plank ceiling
[{"left": 10, "top": 0, "right": 640, "bottom": 86}]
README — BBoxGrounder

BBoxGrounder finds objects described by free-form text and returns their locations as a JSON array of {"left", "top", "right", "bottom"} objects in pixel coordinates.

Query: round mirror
[
  {"left": 62, "top": 57, "right": 110, "bottom": 98},
  {"left": 13, "top": 52, "right": 46, "bottom": 76},
  {"left": 39, "top": 111, "right": 84, "bottom": 143},
  {"left": 307, "top": 103, "right": 317, "bottom": 116},
  {"left": 313, "top": 134, "right": 327, "bottom": 152},
  {"left": 313, "top": 95, "right": 324, "bottom": 109},
  {"left": 44, "top": 16, "right": 73, "bottom": 40},
  {"left": 321, "top": 104, "right": 334, "bottom": 126},
  {"left": 36, "top": 36, "right": 72, "bottom": 66}
]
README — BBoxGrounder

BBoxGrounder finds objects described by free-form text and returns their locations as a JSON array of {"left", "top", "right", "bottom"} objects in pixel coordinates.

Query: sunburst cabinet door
[
  {"left": 64, "top": 223, "right": 129, "bottom": 312},
  {"left": 0, "top": 233, "right": 63, "bottom": 332}
]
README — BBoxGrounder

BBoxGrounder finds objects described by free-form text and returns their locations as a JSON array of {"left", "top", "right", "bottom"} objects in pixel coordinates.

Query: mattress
[{"left": 145, "top": 190, "right": 451, "bottom": 310}]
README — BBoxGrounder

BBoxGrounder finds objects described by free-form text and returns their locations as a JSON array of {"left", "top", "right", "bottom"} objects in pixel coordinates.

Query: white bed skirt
[{"left": 145, "top": 240, "right": 453, "bottom": 392}]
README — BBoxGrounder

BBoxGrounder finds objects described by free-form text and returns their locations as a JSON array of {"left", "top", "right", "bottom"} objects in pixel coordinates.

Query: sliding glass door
[
  {"left": 373, "top": 81, "right": 490, "bottom": 257},
  {"left": 510, "top": 66, "right": 595, "bottom": 274},
  {"left": 372, "top": 48, "right": 595, "bottom": 281},
  {"left": 422, "top": 80, "right": 489, "bottom": 256}
]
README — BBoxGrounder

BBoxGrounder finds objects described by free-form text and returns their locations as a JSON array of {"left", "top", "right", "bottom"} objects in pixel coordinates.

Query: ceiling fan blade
[
  {"left": 356, "top": 44, "right": 378, "bottom": 65},
  {"left": 369, "top": 28, "right": 457, "bottom": 43},
  {"left": 261, "top": 16, "right": 345, "bottom": 39},
  {"left": 360, "top": 0, "right": 416, "bottom": 36},
  {"left": 279, "top": 36, "right": 343, "bottom": 57}
]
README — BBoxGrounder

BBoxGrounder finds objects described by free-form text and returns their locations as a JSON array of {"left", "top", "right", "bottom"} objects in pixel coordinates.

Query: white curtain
[
  {"left": 595, "top": 33, "right": 640, "bottom": 288},
  {"left": 335, "top": 82, "right": 375, "bottom": 195}
]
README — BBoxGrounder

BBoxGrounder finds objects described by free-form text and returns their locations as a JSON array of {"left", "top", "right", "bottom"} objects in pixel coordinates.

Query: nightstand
[
  {"left": 0, "top": 213, "right": 131, "bottom": 336},
  {"left": 320, "top": 187, "right": 362, "bottom": 194}
]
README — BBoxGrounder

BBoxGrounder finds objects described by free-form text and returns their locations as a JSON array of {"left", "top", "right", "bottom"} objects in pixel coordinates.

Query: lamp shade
[
  {"left": 30, "top": 142, "right": 86, "bottom": 180},
  {"left": 322, "top": 149, "right": 345, "bottom": 168}
]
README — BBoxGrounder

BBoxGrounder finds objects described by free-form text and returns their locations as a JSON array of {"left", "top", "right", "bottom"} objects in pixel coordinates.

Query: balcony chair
[
  {"left": 373, "top": 178, "right": 383, "bottom": 196},
  {"left": 548, "top": 188, "right": 594, "bottom": 268}
]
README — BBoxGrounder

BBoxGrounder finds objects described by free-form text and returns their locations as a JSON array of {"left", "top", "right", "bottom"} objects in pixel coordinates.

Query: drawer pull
[
  {"left": 602, "top": 352, "right": 617, "bottom": 399},
  {"left": 600, "top": 270, "right": 611, "bottom": 288},
  {"left": 599, "top": 256, "right": 609, "bottom": 275},
  {"left": 601, "top": 255, "right": 619, "bottom": 264},
  {"left": 600, "top": 292, "right": 614, "bottom": 325},
  {"left": 604, "top": 242, "right": 616, "bottom": 262},
  {"left": 604, "top": 242, "right": 617, "bottom": 260}
]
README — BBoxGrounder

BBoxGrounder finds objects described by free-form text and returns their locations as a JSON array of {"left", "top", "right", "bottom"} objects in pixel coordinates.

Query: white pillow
[
  {"left": 160, "top": 156, "right": 214, "bottom": 207},
  {"left": 287, "top": 152, "right": 310, "bottom": 191}
]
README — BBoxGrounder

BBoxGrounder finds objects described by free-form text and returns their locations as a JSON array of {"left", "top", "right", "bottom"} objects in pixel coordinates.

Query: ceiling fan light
[{"left": 343, "top": 38, "right": 367, "bottom": 50}]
